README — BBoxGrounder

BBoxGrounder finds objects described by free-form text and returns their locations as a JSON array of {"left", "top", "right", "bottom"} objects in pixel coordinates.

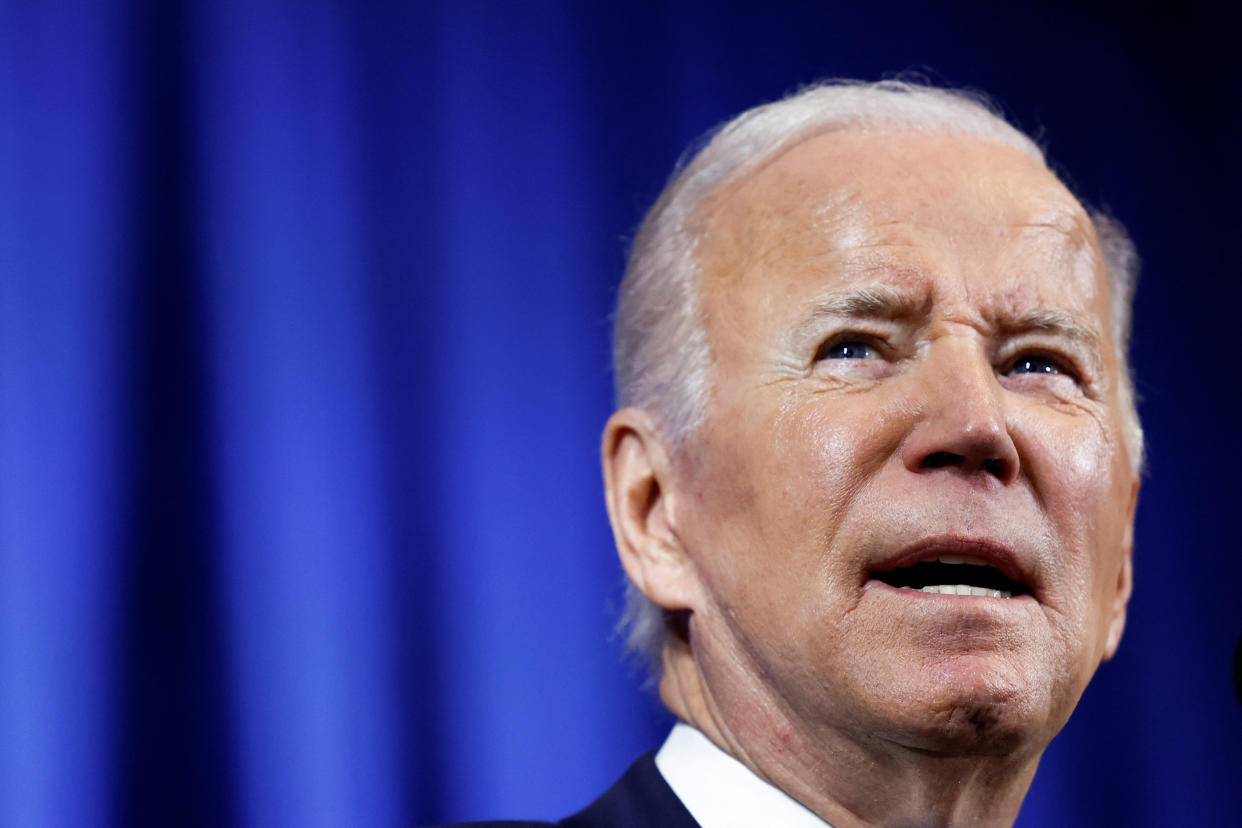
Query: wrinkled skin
[{"left": 604, "top": 130, "right": 1138, "bottom": 826}]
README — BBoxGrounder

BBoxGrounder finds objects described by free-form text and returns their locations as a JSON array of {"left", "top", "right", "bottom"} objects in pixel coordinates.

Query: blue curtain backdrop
[{"left": 2, "top": 1, "right": 1240, "bottom": 826}]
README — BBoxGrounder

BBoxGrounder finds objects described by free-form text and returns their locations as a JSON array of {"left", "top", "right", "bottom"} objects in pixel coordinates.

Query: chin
[
  {"left": 910, "top": 699, "right": 1038, "bottom": 756},
  {"left": 881, "top": 661, "right": 1063, "bottom": 757}
]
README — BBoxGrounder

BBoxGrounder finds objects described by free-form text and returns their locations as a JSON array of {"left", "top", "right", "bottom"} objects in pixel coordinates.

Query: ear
[
  {"left": 601, "top": 408, "right": 698, "bottom": 612},
  {"left": 1102, "top": 477, "right": 1140, "bottom": 661}
]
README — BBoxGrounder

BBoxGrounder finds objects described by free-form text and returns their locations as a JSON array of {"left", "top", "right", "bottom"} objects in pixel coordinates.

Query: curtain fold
[{"left": 0, "top": 4, "right": 131, "bottom": 826}]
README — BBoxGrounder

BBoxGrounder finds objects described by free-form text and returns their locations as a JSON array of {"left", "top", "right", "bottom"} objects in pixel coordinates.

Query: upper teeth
[
  {"left": 918, "top": 584, "right": 1011, "bottom": 598},
  {"left": 935, "top": 554, "right": 991, "bottom": 566},
  {"left": 915, "top": 556, "right": 1012, "bottom": 598}
]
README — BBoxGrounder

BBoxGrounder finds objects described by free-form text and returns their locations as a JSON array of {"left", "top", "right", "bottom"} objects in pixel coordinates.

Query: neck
[{"left": 659, "top": 641, "right": 1042, "bottom": 828}]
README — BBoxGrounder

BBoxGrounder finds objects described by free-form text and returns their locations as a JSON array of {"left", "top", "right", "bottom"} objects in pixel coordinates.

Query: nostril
[
  {"left": 922, "top": 451, "right": 961, "bottom": 469},
  {"left": 982, "top": 458, "right": 1007, "bottom": 479},
  {"left": 920, "top": 452, "right": 1009, "bottom": 479}
]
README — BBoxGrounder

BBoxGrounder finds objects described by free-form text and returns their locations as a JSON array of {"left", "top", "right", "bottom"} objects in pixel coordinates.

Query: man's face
[{"left": 670, "top": 130, "right": 1138, "bottom": 756}]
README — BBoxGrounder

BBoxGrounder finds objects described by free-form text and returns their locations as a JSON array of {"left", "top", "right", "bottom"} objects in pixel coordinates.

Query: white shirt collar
[{"left": 654, "top": 722, "right": 835, "bottom": 828}]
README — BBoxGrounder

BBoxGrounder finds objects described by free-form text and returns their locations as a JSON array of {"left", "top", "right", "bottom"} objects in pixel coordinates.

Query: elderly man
[{"left": 445, "top": 79, "right": 1141, "bottom": 827}]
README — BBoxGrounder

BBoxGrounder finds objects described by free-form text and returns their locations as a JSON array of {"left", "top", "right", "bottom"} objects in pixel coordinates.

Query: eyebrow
[
  {"left": 799, "top": 284, "right": 929, "bottom": 324},
  {"left": 1001, "top": 307, "right": 1104, "bottom": 377},
  {"left": 788, "top": 285, "right": 930, "bottom": 346},
  {"left": 1002, "top": 307, "right": 1100, "bottom": 348}
]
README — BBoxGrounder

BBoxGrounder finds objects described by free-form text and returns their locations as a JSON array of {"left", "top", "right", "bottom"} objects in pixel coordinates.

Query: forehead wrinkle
[
  {"left": 1011, "top": 213, "right": 1099, "bottom": 270},
  {"left": 700, "top": 131, "right": 1112, "bottom": 350},
  {"left": 1018, "top": 212, "right": 1094, "bottom": 240}
]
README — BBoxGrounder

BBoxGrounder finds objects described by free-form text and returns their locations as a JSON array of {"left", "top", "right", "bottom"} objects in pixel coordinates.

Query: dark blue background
[{"left": 2, "top": 1, "right": 1239, "bottom": 826}]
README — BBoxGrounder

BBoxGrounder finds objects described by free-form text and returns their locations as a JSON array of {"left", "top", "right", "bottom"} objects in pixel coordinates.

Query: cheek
[
  {"left": 1016, "top": 407, "right": 1131, "bottom": 607},
  {"left": 1017, "top": 403, "right": 1118, "bottom": 517},
  {"left": 680, "top": 396, "right": 901, "bottom": 611},
  {"left": 780, "top": 394, "right": 910, "bottom": 508}
]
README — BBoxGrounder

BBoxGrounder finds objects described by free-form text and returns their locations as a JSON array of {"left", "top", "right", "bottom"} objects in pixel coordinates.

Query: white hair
[{"left": 612, "top": 79, "right": 1142, "bottom": 673}]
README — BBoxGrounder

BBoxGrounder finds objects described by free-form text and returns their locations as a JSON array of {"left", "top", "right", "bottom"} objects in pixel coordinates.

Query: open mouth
[{"left": 871, "top": 554, "right": 1031, "bottom": 599}]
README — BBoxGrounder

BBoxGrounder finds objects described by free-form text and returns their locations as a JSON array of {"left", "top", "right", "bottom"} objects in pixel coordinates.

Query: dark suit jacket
[{"left": 429, "top": 752, "right": 701, "bottom": 827}]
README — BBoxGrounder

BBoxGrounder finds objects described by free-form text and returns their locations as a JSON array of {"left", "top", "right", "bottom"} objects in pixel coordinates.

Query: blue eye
[
  {"left": 822, "top": 341, "right": 875, "bottom": 360},
  {"left": 1009, "top": 355, "right": 1061, "bottom": 375}
]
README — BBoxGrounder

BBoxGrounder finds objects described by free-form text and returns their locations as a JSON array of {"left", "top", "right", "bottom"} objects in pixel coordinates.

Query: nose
[{"left": 899, "top": 340, "right": 1019, "bottom": 485}]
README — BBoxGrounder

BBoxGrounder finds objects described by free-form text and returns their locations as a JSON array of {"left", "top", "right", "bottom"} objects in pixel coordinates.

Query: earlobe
[
  {"left": 601, "top": 408, "right": 697, "bottom": 612},
  {"left": 1102, "top": 550, "right": 1132, "bottom": 661},
  {"left": 1103, "top": 479, "right": 1140, "bottom": 661}
]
